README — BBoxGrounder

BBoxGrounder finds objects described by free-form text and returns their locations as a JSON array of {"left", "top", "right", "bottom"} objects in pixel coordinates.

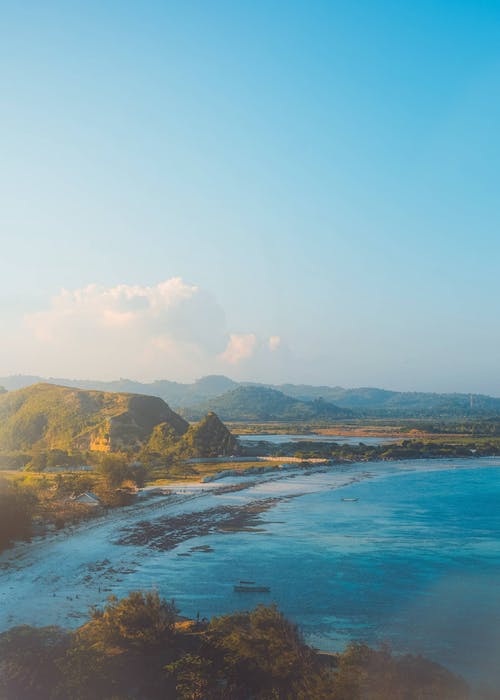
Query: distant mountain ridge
[
  {"left": 1, "top": 374, "right": 500, "bottom": 417},
  {"left": 0, "top": 374, "right": 238, "bottom": 408},
  {"left": 274, "top": 384, "right": 500, "bottom": 415}
]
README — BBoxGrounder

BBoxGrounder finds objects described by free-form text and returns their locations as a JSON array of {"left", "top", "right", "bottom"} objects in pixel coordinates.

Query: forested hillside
[{"left": 182, "top": 386, "right": 353, "bottom": 421}]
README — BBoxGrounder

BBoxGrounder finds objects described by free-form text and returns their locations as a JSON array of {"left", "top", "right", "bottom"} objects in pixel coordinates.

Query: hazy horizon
[
  {"left": 2, "top": 3, "right": 500, "bottom": 394},
  {"left": 3, "top": 369, "right": 500, "bottom": 400}
]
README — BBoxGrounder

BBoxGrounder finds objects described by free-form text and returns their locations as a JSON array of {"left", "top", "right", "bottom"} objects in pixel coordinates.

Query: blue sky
[{"left": 1, "top": 1, "right": 500, "bottom": 392}]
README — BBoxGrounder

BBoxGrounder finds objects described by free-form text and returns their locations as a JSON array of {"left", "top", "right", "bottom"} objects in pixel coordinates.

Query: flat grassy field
[
  {"left": 0, "top": 469, "right": 56, "bottom": 482},
  {"left": 147, "top": 459, "right": 282, "bottom": 485}
]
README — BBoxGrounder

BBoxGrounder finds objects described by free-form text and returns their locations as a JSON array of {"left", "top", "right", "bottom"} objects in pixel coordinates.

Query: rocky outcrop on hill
[{"left": 179, "top": 412, "right": 239, "bottom": 457}]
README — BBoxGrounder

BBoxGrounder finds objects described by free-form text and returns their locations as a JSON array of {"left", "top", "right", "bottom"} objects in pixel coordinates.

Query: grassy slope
[{"left": 0, "top": 384, "right": 188, "bottom": 452}]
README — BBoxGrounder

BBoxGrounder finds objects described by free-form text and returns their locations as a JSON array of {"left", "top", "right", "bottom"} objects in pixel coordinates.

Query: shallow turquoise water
[{"left": 139, "top": 460, "right": 500, "bottom": 686}]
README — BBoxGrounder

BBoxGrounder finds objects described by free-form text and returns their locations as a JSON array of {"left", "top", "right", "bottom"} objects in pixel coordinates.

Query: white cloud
[
  {"left": 220, "top": 333, "right": 257, "bottom": 365},
  {"left": 19, "top": 278, "right": 228, "bottom": 380},
  {"left": 0, "top": 278, "right": 285, "bottom": 381},
  {"left": 268, "top": 335, "right": 281, "bottom": 351}
]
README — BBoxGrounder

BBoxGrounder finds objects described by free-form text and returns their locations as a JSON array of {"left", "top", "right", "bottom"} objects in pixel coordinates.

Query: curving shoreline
[{"left": 1, "top": 456, "right": 499, "bottom": 634}]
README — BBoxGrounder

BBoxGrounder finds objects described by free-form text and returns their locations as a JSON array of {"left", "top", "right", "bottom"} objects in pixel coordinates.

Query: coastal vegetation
[
  {"left": 0, "top": 590, "right": 470, "bottom": 700},
  {"left": 0, "top": 478, "right": 36, "bottom": 551},
  {"left": 403, "top": 419, "right": 500, "bottom": 437},
  {"left": 243, "top": 437, "right": 500, "bottom": 462},
  {"left": 0, "top": 459, "right": 150, "bottom": 551},
  {"left": 0, "top": 405, "right": 238, "bottom": 551}
]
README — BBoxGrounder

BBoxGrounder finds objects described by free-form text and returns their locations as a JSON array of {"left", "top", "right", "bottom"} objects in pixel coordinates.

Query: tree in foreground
[
  {"left": 0, "top": 478, "right": 37, "bottom": 551},
  {"left": 97, "top": 454, "right": 131, "bottom": 489},
  {"left": 0, "top": 591, "right": 472, "bottom": 700},
  {"left": 331, "top": 642, "right": 470, "bottom": 700},
  {"left": 81, "top": 590, "right": 178, "bottom": 652},
  {"left": 206, "top": 603, "right": 322, "bottom": 698},
  {"left": 0, "top": 625, "right": 69, "bottom": 700}
]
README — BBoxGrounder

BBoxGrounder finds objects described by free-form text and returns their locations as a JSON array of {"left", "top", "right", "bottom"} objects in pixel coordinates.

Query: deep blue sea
[{"left": 137, "top": 459, "right": 500, "bottom": 686}]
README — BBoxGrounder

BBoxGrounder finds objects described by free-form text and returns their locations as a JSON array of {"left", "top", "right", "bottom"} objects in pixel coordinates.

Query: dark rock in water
[
  {"left": 115, "top": 497, "right": 294, "bottom": 551},
  {"left": 190, "top": 544, "right": 214, "bottom": 553},
  {"left": 234, "top": 584, "right": 270, "bottom": 593}
]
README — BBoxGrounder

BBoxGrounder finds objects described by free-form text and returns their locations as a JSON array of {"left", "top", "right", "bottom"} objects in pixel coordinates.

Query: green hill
[
  {"left": 0, "top": 383, "right": 189, "bottom": 453},
  {"left": 180, "top": 412, "right": 239, "bottom": 457},
  {"left": 182, "top": 386, "right": 353, "bottom": 422}
]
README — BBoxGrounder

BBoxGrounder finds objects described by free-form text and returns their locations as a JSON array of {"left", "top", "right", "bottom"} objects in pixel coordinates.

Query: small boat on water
[
  {"left": 341, "top": 497, "right": 359, "bottom": 502},
  {"left": 234, "top": 584, "right": 270, "bottom": 593}
]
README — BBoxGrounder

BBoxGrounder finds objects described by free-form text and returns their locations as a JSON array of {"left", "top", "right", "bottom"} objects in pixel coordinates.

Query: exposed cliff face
[
  {"left": 0, "top": 384, "right": 188, "bottom": 453},
  {"left": 78, "top": 396, "right": 190, "bottom": 452}
]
